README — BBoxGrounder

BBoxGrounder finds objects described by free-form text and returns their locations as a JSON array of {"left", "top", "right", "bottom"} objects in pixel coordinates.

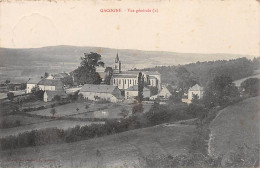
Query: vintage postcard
[{"left": 0, "top": 0, "right": 259, "bottom": 168}]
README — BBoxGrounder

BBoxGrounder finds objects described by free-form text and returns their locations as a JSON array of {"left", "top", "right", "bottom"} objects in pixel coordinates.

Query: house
[
  {"left": 188, "top": 84, "right": 204, "bottom": 101},
  {"left": 43, "top": 90, "right": 67, "bottom": 102},
  {"left": 38, "top": 79, "right": 64, "bottom": 91},
  {"left": 111, "top": 53, "right": 162, "bottom": 91},
  {"left": 125, "top": 85, "right": 151, "bottom": 99},
  {"left": 46, "top": 72, "right": 70, "bottom": 80},
  {"left": 79, "top": 84, "right": 123, "bottom": 103},
  {"left": 150, "top": 85, "right": 172, "bottom": 100},
  {"left": 26, "top": 78, "right": 42, "bottom": 93}
]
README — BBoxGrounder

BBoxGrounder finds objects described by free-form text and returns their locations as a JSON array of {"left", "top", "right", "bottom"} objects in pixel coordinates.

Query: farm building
[
  {"left": 188, "top": 84, "right": 204, "bottom": 101},
  {"left": 125, "top": 85, "right": 151, "bottom": 99},
  {"left": 26, "top": 78, "right": 42, "bottom": 93},
  {"left": 150, "top": 85, "right": 172, "bottom": 100},
  {"left": 79, "top": 84, "right": 123, "bottom": 103},
  {"left": 38, "top": 79, "right": 64, "bottom": 91},
  {"left": 43, "top": 90, "right": 67, "bottom": 102}
]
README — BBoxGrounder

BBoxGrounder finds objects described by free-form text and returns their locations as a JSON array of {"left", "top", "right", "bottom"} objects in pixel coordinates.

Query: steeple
[
  {"left": 114, "top": 52, "right": 121, "bottom": 74},
  {"left": 115, "top": 51, "right": 119, "bottom": 63}
]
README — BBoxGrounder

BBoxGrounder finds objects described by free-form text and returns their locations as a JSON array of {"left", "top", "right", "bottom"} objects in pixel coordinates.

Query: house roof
[
  {"left": 80, "top": 84, "right": 118, "bottom": 93},
  {"left": 38, "top": 79, "right": 64, "bottom": 87},
  {"left": 27, "top": 78, "right": 42, "bottom": 84},
  {"left": 45, "top": 90, "right": 67, "bottom": 99},
  {"left": 126, "top": 85, "right": 149, "bottom": 91},
  {"left": 189, "top": 84, "right": 204, "bottom": 91}
]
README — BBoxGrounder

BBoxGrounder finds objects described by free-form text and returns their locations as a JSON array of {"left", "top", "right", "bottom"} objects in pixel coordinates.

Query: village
[{"left": 0, "top": 52, "right": 204, "bottom": 120}]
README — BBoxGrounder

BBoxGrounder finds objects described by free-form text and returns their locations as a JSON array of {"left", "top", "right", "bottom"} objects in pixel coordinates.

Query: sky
[{"left": 0, "top": 0, "right": 259, "bottom": 56}]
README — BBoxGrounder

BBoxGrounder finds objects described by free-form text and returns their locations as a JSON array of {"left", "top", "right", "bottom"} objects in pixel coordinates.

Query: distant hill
[
  {"left": 0, "top": 45, "right": 255, "bottom": 83},
  {"left": 0, "top": 45, "right": 254, "bottom": 69}
]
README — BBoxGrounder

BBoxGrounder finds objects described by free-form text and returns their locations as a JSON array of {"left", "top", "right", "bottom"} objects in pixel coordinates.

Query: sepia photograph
[{"left": 0, "top": 0, "right": 259, "bottom": 168}]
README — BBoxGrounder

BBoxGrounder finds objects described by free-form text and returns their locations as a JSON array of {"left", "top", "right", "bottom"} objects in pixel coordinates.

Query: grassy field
[
  {"left": 29, "top": 102, "right": 152, "bottom": 119},
  {"left": 28, "top": 102, "right": 113, "bottom": 117},
  {"left": 0, "top": 123, "right": 195, "bottom": 167},
  {"left": 208, "top": 96, "right": 260, "bottom": 164}
]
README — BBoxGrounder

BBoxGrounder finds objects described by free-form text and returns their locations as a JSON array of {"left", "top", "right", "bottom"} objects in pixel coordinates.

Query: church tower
[{"left": 114, "top": 52, "right": 121, "bottom": 74}]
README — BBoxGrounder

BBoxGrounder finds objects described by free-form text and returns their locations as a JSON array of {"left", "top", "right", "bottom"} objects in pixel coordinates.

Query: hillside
[
  {"left": 0, "top": 123, "right": 195, "bottom": 167},
  {"left": 208, "top": 96, "right": 260, "bottom": 165}
]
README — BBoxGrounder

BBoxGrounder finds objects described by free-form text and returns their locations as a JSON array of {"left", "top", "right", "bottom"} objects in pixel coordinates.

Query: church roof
[
  {"left": 115, "top": 53, "right": 120, "bottom": 63},
  {"left": 189, "top": 84, "right": 204, "bottom": 91},
  {"left": 80, "top": 84, "right": 118, "bottom": 93},
  {"left": 112, "top": 74, "right": 137, "bottom": 78}
]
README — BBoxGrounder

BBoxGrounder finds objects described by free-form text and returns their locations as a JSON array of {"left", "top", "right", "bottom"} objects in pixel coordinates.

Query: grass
[
  {"left": 28, "top": 102, "right": 152, "bottom": 119},
  {"left": 0, "top": 123, "right": 195, "bottom": 167},
  {"left": 28, "top": 102, "right": 112, "bottom": 117},
  {"left": 208, "top": 96, "right": 260, "bottom": 165}
]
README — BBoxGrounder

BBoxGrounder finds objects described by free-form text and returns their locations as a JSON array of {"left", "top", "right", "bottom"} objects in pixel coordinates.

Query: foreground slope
[
  {"left": 0, "top": 124, "right": 195, "bottom": 167},
  {"left": 208, "top": 96, "right": 260, "bottom": 164}
]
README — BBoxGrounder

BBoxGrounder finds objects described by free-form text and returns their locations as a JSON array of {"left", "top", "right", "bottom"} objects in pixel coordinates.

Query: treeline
[{"left": 140, "top": 57, "right": 259, "bottom": 86}]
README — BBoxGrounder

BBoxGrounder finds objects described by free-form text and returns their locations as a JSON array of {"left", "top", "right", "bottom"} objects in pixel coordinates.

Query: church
[{"left": 111, "top": 53, "right": 162, "bottom": 92}]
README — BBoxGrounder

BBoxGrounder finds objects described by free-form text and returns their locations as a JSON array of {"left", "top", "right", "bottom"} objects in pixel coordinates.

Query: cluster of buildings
[{"left": 26, "top": 53, "right": 205, "bottom": 103}]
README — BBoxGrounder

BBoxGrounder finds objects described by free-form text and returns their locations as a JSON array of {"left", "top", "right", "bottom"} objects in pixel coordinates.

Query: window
[
  {"left": 125, "top": 80, "right": 126, "bottom": 84},
  {"left": 119, "top": 79, "right": 121, "bottom": 84},
  {"left": 114, "top": 79, "right": 115, "bottom": 84},
  {"left": 130, "top": 80, "right": 131, "bottom": 84}
]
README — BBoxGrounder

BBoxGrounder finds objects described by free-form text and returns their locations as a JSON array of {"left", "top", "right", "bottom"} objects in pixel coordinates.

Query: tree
[
  {"left": 61, "top": 76, "right": 73, "bottom": 87},
  {"left": 50, "top": 108, "right": 56, "bottom": 117},
  {"left": 132, "top": 103, "right": 144, "bottom": 114},
  {"left": 31, "top": 87, "right": 44, "bottom": 100},
  {"left": 5, "top": 80, "right": 10, "bottom": 84},
  {"left": 119, "top": 108, "right": 129, "bottom": 118},
  {"left": 150, "top": 87, "right": 158, "bottom": 96},
  {"left": 72, "top": 52, "right": 104, "bottom": 85},
  {"left": 175, "top": 66, "right": 198, "bottom": 92},
  {"left": 44, "top": 72, "right": 50, "bottom": 78},
  {"left": 20, "top": 83, "right": 26, "bottom": 90},
  {"left": 7, "top": 92, "right": 14, "bottom": 101},
  {"left": 104, "top": 67, "right": 113, "bottom": 85},
  {"left": 78, "top": 94, "right": 84, "bottom": 101},
  {"left": 138, "top": 72, "right": 144, "bottom": 102},
  {"left": 53, "top": 95, "right": 61, "bottom": 102},
  {"left": 191, "top": 94, "right": 199, "bottom": 104},
  {"left": 168, "top": 91, "right": 182, "bottom": 103},
  {"left": 203, "top": 75, "right": 239, "bottom": 108},
  {"left": 240, "top": 78, "right": 260, "bottom": 97}
]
